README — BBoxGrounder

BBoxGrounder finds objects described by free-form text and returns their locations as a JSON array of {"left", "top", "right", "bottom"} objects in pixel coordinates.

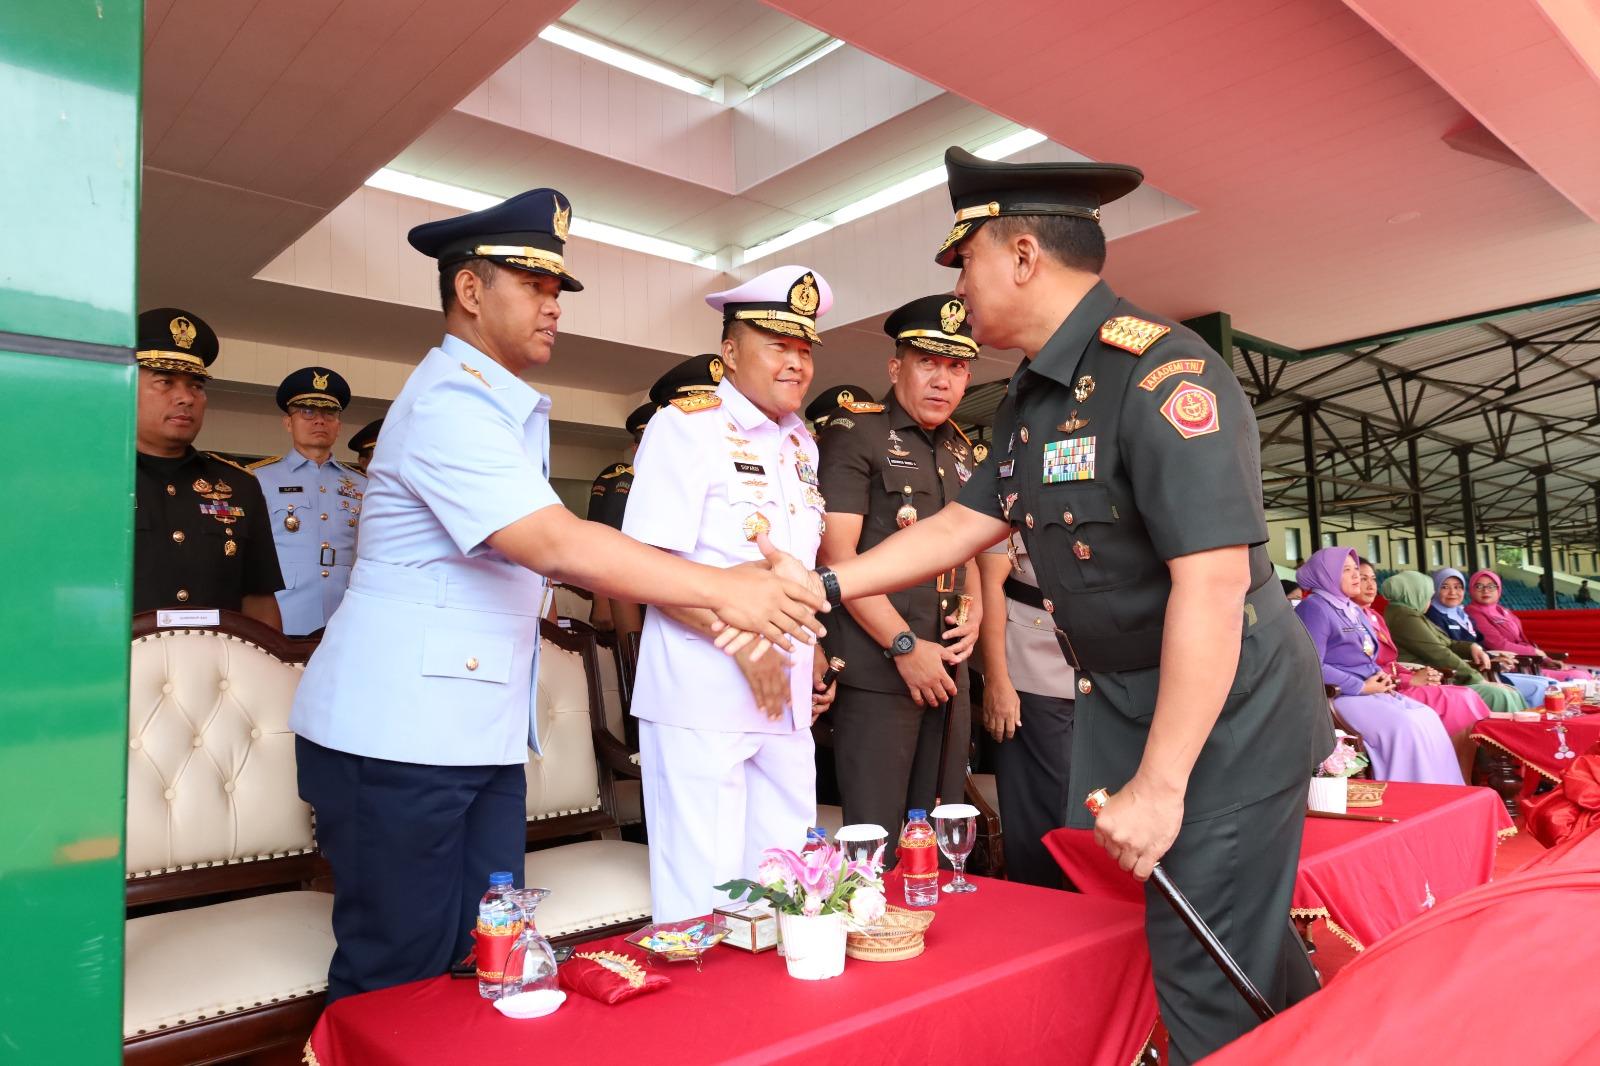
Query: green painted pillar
[{"left": 0, "top": 1, "right": 142, "bottom": 1061}]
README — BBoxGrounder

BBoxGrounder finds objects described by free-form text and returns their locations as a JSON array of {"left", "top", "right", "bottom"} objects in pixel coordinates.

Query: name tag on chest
[
  {"left": 886, "top": 457, "right": 918, "bottom": 470},
  {"left": 734, "top": 461, "right": 766, "bottom": 475},
  {"left": 277, "top": 485, "right": 303, "bottom": 494}
]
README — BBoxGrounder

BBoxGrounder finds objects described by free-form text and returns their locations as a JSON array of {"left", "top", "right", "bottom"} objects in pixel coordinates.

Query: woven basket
[
  {"left": 1346, "top": 779, "right": 1388, "bottom": 808},
  {"left": 845, "top": 905, "right": 936, "bottom": 962}
]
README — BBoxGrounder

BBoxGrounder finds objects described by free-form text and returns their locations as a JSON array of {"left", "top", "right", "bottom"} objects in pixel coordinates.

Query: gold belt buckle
[{"left": 936, "top": 569, "right": 958, "bottom": 594}]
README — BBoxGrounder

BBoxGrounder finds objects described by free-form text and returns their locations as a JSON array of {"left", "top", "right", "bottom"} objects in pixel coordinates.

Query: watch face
[{"left": 893, "top": 633, "right": 916, "bottom": 655}]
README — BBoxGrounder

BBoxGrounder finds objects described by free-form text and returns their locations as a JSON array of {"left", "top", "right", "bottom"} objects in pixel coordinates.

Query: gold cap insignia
[
  {"left": 937, "top": 222, "right": 972, "bottom": 256},
  {"left": 312, "top": 370, "right": 330, "bottom": 391},
  {"left": 553, "top": 202, "right": 571, "bottom": 243},
  {"left": 789, "top": 273, "right": 820, "bottom": 317},
  {"left": 940, "top": 299, "right": 966, "bottom": 334},
  {"left": 170, "top": 316, "right": 197, "bottom": 350},
  {"left": 974, "top": 442, "right": 989, "bottom": 463},
  {"left": 836, "top": 388, "right": 854, "bottom": 406},
  {"left": 1100, "top": 315, "right": 1172, "bottom": 356},
  {"left": 709, "top": 357, "right": 724, "bottom": 383}
]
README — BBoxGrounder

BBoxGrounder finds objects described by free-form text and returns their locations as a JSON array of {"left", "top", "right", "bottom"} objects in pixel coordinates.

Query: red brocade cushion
[{"left": 558, "top": 949, "right": 671, "bottom": 1005}]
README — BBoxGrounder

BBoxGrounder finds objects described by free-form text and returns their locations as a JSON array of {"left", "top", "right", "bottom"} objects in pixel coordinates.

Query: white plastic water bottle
[
  {"left": 476, "top": 871, "right": 521, "bottom": 999},
  {"left": 899, "top": 809, "right": 940, "bottom": 907}
]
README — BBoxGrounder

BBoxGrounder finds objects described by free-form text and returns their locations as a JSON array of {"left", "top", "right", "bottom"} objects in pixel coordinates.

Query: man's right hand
[
  {"left": 896, "top": 639, "right": 958, "bottom": 708},
  {"left": 736, "top": 639, "right": 791, "bottom": 721},
  {"left": 982, "top": 679, "right": 1021, "bottom": 742},
  {"left": 711, "top": 562, "right": 825, "bottom": 654}
]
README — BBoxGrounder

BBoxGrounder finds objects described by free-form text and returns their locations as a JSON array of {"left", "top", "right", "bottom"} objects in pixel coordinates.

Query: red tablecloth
[
  {"left": 305, "top": 874, "right": 1156, "bottom": 1066},
  {"left": 1472, "top": 713, "right": 1600, "bottom": 784},
  {"left": 1044, "top": 783, "right": 1512, "bottom": 950},
  {"left": 1203, "top": 824, "right": 1600, "bottom": 1065}
]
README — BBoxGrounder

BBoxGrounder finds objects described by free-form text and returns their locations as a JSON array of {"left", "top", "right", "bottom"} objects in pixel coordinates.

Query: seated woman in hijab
[
  {"left": 1464, "top": 570, "right": 1591, "bottom": 682},
  {"left": 1427, "top": 568, "right": 1556, "bottom": 707},
  {"left": 1352, "top": 558, "right": 1492, "bottom": 779},
  {"left": 1383, "top": 570, "right": 1530, "bottom": 712},
  {"left": 1296, "top": 548, "right": 1463, "bottom": 784}
]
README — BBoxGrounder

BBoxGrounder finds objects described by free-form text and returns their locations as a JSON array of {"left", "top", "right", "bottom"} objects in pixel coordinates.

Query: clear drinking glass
[
  {"left": 502, "top": 888, "right": 559, "bottom": 996},
  {"left": 930, "top": 803, "right": 979, "bottom": 894}
]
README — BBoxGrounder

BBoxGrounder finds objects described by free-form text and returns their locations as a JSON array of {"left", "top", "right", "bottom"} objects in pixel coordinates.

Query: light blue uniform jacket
[
  {"left": 252, "top": 450, "right": 366, "bottom": 636},
  {"left": 290, "top": 334, "right": 560, "bottom": 765}
]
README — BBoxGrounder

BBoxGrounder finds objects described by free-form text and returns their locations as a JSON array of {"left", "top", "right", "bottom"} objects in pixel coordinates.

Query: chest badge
[
  {"left": 1001, "top": 491, "right": 1018, "bottom": 520},
  {"left": 743, "top": 512, "right": 772, "bottom": 542},
  {"left": 896, "top": 485, "right": 918, "bottom": 528},
  {"left": 284, "top": 504, "right": 301, "bottom": 532},
  {"left": 795, "top": 456, "right": 819, "bottom": 485},
  {"left": 1042, "top": 436, "right": 1096, "bottom": 484},
  {"left": 1073, "top": 375, "right": 1095, "bottom": 403},
  {"left": 1073, "top": 541, "right": 1093, "bottom": 561},
  {"left": 1057, "top": 411, "right": 1089, "bottom": 434}
]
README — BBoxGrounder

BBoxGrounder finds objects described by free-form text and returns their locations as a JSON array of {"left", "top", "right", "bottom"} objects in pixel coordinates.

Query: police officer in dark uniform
[
  {"left": 809, "top": 148, "right": 1328, "bottom": 1064},
  {"left": 132, "top": 307, "right": 284, "bottom": 626},
  {"left": 816, "top": 294, "right": 982, "bottom": 846},
  {"left": 804, "top": 384, "right": 875, "bottom": 433},
  {"left": 347, "top": 417, "right": 384, "bottom": 476}
]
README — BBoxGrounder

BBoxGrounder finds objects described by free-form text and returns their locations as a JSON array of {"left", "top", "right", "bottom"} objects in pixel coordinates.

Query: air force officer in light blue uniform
[
  {"left": 249, "top": 367, "right": 366, "bottom": 637},
  {"left": 290, "top": 187, "right": 830, "bottom": 1002}
]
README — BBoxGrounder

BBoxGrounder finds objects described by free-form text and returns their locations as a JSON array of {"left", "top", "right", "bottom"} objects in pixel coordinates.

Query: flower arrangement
[
  {"left": 717, "top": 843, "right": 887, "bottom": 929},
  {"left": 1317, "top": 732, "right": 1370, "bottom": 778}
]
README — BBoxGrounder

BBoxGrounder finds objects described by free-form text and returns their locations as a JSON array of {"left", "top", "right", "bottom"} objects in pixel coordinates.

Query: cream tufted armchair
[
  {"left": 524, "top": 619, "right": 652, "bottom": 940},
  {"left": 123, "top": 612, "right": 333, "bottom": 1066}
]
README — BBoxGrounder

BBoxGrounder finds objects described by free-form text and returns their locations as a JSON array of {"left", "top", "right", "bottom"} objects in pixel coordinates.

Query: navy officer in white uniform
[
  {"left": 290, "top": 189, "right": 828, "bottom": 1002},
  {"left": 249, "top": 367, "right": 366, "bottom": 637},
  {"left": 625, "top": 267, "right": 839, "bottom": 922}
]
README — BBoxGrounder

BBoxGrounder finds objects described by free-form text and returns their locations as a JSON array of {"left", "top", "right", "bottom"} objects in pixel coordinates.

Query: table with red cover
[
  {"left": 1203, "top": 824, "right": 1600, "bottom": 1065},
  {"left": 1472, "top": 712, "right": 1600, "bottom": 786},
  {"left": 1045, "top": 782, "right": 1512, "bottom": 950},
  {"left": 304, "top": 873, "right": 1156, "bottom": 1066}
]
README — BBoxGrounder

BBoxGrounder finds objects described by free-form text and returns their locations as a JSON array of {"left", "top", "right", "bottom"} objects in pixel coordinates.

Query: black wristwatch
[
  {"left": 814, "top": 565, "right": 843, "bottom": 608},
  {"left": 884, "top": 630, "right": 917, "bottom": 659}
]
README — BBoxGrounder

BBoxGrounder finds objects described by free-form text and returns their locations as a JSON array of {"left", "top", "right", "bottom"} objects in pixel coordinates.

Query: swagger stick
[
  {"left": 934, "top": 594, "right": 973, "bottom": 805},
  {"left": 1085, "top": 788, "right": 1277, "bottom": 1023}
]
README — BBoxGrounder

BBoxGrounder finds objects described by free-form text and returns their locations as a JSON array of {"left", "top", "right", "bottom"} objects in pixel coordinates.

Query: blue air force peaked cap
[
  {"left": 276, "top": 366, "right": 351, "bottom": 411},
  {"left": 934, "top": 146, "right": 1143, "bottom": 266},
  {"left": 407, "top": 188, "right": 584, "bottom": 292}
]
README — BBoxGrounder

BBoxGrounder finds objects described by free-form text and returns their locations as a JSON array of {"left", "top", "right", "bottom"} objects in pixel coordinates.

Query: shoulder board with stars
[
  {"left": 1099, "top": 316, "right": 1172, "bottom": 356},
  {"left": 333, "top": 459, "right": 367, "bottom": 477},
  {"left": 669, "top": 393, "right": 722, "bottom": 413},
  {"left": 209, "top": 453, "right": 258, "bottom": 476},
  {"left": 245, "top": 455, "right": 282, "bottom": 471},
  {"left": 838, "top": 400, "right": 884, "bottom": 414}
]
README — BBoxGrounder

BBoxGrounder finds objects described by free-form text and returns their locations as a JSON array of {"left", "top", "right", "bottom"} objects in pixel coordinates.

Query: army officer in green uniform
[
  {"left": 806, "top": 149, "right": 1328, "bottom": 1063},
  {"left": 816, "top": 295, "right": 982, "bottom": 845}
]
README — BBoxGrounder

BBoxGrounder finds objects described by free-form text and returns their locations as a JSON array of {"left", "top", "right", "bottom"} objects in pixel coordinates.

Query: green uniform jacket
[{"left": 957, "top": 280, "right": 1330, "bottom": 827}]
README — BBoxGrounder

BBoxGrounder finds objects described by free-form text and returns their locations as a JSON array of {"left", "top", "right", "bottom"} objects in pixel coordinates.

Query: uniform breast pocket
[
  {"left": 878, "top": 467, "right": 935, "bottom": 531},
  {"left": 725, "top": 472, "right": 778, "bottom": 551},
  {"left": 421, "top": 627, "right": 513, "bottom": 684},
  {"left": 1035, "top": 483, "right": 1119, "bottom": 592}
]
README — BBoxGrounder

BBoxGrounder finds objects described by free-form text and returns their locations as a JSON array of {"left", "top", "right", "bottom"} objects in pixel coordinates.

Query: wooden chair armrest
[{"left": 593, "top": 728, "right": 642, "bottom": 779}]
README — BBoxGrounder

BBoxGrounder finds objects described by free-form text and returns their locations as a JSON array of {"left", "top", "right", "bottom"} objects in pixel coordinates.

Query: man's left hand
[
  {"left": 1093, "top": 776, "right": 1184, "bottom": 881},
  {"left": 810, "top": 646, "right": 837, "bottom": 724},
  {"left": 940, "top": 599, "right": 982, "bottom": 664}
]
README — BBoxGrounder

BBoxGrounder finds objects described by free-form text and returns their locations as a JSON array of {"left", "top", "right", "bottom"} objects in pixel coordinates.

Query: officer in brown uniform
[
  {"left": 132, "top": 308, "right": 283, "bottom": 626},
  {"left": 816, "top": 294, "right": 982, "bottom": 846},
  {"left": 807, "top": 149, "right": 1328, "bottom": 1064}
]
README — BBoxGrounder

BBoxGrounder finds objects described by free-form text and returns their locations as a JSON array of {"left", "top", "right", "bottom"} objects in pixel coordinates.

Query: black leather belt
[{"left": 1003, "top": 575, "right": 1046, "bottom": 611}]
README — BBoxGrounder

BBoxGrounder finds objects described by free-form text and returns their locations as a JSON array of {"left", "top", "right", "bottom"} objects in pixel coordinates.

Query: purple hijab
[{"left": 1296, "top": 546, "right": 1364, "bottom": 627}]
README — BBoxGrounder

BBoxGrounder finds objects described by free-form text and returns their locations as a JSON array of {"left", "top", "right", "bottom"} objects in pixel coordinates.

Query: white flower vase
[
  {"left": 1308, "top": 776, "right": 1348, "bottom": 815},
  {"left": 777, "top": 912, "right": 846, "bottom": 980}
]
